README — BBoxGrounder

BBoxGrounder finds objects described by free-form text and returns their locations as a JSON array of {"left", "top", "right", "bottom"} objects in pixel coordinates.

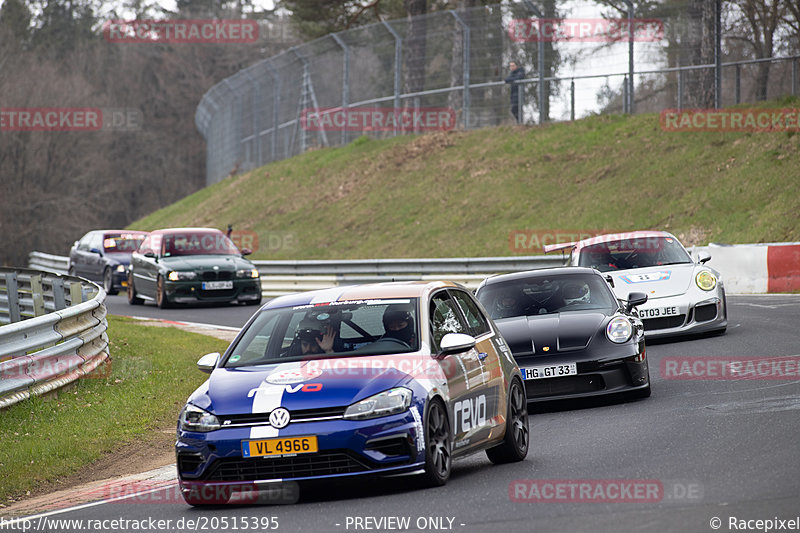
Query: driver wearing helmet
[
  {"left": 294, "top": 316, "right": 336, "bottom": 355},
  {"left": 381, "top": 305, "right": 416, "bottom": 347},
  {"left": 493, "top": 292, "right": 519, "bottom": 319}
]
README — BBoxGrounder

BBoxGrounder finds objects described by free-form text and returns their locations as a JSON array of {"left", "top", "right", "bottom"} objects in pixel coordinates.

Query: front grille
[
  {"left": 219, "top": 407, "right": 346, "bottom": 427},
  {"left": 642, "top": 315, "right": 686, "bottom": 331},
  {"left": 525, "top": 375, "right": 604, "bottom": 399},
  {"left": 201, "top": 271, "right": 234, "bottom": 281},
  {"left": 203, "top": 451, "right": 371, "bottom": 481},
  {"left": 694, "top": 304, "right": 717, "bottom": 322}
]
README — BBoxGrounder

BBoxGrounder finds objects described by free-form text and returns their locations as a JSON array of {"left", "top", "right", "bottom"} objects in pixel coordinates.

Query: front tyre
[
  {"left": 103, "top": 268, "right": 118, "bottom": 295},
  {"left": 486, "top": 378, "right": 529, "bottom": 464},
  {"left": 156, "top": 275, "right": 171, "bottom": 309},
  {"left": 127, "top": 273, "right": 143, "bottom": 305},
  {"left": 421, "top": 398, "right": 451, "bottom": 487}
]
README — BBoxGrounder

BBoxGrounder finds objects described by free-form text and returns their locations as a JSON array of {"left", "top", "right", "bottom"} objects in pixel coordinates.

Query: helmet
[
  {"left": 562, "top": 282, "right": 589, "bottom": 305},
  {"left": 295, "top": 314, "right": 330, "bottom": 343},
  {"left": 382, "top": 304, "right": 415, "bottom": 345}
]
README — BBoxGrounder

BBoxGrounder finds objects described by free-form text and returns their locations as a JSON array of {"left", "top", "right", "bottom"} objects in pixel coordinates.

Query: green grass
[
  {"left": 0, "top": 317, "right": 229, "bottom": 502},
  {"left": 130, "top": 100, "right": 800, "bottom": 258}
]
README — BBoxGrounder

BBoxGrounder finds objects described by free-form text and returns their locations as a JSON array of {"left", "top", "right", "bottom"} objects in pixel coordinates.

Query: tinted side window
[
  {"left": 429, "top": 291, "right": 468, "bottom": 352},
  {"left": 451, "top": 290, "right": 491, "bottom": 337},
  {"left": 77, "top": 232, "right": 93, "bottom": 251},
  {"left": 137, "top": 235, "right": 154, "bottom": 254}
]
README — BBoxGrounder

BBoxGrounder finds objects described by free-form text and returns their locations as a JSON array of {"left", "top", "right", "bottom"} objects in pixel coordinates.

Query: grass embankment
[
  {"left": 130, "top": 98, "right": 800, "bottom": 258},
  {"left": 0, "top": 316, "right": 228, "bottom": 503}
]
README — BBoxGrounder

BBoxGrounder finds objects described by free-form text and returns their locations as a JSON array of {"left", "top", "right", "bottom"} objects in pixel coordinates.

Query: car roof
[
  {"left": 263, "top": 280, "right": 462, "bottom": 310},
  {"left": 147, "top": 227, "right": 225, "bottom": 235},
  {"left": 478, "top": 266, "right": 602, "bottom": 288},
  {"left": 542, "top": 230, "right": 676, "bottom": 254}
]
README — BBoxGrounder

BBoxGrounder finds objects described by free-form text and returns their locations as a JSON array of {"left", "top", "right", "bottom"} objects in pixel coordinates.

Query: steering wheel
[{"left": 374, "top": 336, "right": 411, "bottom": 349}]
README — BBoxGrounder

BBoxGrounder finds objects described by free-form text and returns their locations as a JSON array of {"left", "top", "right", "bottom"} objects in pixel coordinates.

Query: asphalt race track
[{"left": 10, "top": 294, "right": 800, "bottom": 533}]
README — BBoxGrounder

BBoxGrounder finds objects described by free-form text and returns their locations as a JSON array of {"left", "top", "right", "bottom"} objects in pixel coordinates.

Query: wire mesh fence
[{"left": 196, "top": 1, "right": 800, "bottom": 185}]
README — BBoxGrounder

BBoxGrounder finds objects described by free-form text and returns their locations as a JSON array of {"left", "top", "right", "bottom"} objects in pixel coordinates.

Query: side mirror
[
  {"left": 696, "top": 251, "right": 711, "bottom": 264},
  {"left": 605, "top": 274, "right": 615, "bottom": 288},
  {"left": 241, "top": 248, "right": 253, "bottom": 256},
  {"left": 90, "top": 248, "right": 103, "bottom": 255},
  {"left": 143, "top": 252, "right": 157, "bottom": 258},
  {"left": 197, "top": 352, "right": 220, "bottom": 374},
  {"left": 625, "top": 292, "right": 648, "bottom": 313},
  {"left": 438, "top": 333, "right": 476, "bottom": 357}
]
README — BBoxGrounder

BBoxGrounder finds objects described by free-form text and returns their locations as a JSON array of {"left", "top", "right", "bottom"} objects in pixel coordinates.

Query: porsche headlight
[
  {"left": 168, "top": 271, "right": 197, "bottom": 281},
  {"left": 696, "top": 270, "right": 717, "bottom": 291},
  {"left": 179, "top": 404, "right": 220, "bottom": 432},
  {"left": 606, "top": 317, "right": 633, "bottom": 344},
  {"left": 343, "top": 388, "right": 412, "bottom": 420},
  {"left": 236, "top": 268, "right": 259, "bottom": 279}
]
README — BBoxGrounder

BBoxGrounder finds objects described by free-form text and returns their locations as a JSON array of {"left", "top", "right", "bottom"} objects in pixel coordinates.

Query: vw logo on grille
[{"left": 269, "top": 407, "right": 290, "bottom": 429}]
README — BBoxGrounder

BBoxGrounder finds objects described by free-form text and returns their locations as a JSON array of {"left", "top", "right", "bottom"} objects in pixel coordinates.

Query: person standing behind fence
[{"left": 505, "top": 61, "right": 525, "bottom": 123}]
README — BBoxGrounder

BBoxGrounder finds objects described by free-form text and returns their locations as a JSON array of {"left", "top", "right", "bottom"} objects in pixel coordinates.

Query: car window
[
  {"left": 477, "top": 273, "right": 618, "bottom": 319},
  {"left": 224, "top": 298, "right": 419, "bottom": 367},
  {"left": 450, "top": 290, "right": 491, "bottom": 337},
  {"left": 162, "top": 231, "right": 239, "bottom": 257},
  {"left": 578, "top": 236, "right": 692, "bottom": 272},
  {"left": 77, "top": 233, "right": 92, "bottom": 251},
  {"left": 88, "top": 232, "right": 103, "bottom": 251},
  {"left": 429, "top": 291, "right": 468, "bottom": 352},
  {"left": 104, "top": 233, "right": 145, "bottom": 253}
]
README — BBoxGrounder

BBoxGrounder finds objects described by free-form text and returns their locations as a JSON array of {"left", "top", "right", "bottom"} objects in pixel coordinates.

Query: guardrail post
[
  {"left": 30, "top": 274, "right": 45, "bottom": 317},
  {"left": 52, "top": 278, "right": 66, "bottom": 310},
  {"left": 69, "top": 280, "right": 83, "bottom": 306},
  {"left": 6, "top": 272, "right": 21, "bottom": 323}
]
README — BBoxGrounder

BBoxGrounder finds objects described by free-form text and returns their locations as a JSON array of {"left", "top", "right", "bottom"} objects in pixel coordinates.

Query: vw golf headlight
[
  {"left": 236, "top": 268, "right": 259, "bottom": 279},
  {"left": 606, "top": 317, "right": 633, "bottom": 344},
  {"left": 695, "top": 270, "right": 717, "bottom": 291},
  {"left": 168, "top": 271, "right": 197, "bottom": 281},
  {"left": 115, "top": 264, "right": 126, "bottom": 273},
  {"left": 343, "top": 387, "right": 412, "bottom": 420},
  {"left": 179, "top": 404, "right": 220, "bottom": 432}
]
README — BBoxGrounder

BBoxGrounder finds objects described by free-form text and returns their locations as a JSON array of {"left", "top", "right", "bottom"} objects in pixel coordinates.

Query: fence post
[
  {"left": 714, "top": 0, "right": 722, "bottom": 109},
  {"left": 735, "top": 64, "right": 741, "bottom": 104},
  {"left": 522, "top": 1, "right": 545, "bottom": 124},
  {"left": 793, "top": 58, "right": 798, "bottom": 96},
  {"left": 244, "top": 70, "right": 262, "bottom": 168},
  {"left": 6, "top": 272, "right": 21, "bottom": 323},
  {"left": 331, "top": 33, "right": 350, "bottom": 146},
  {"left": 382, "top": 21, "right": 403, "bottom": 135},
  {"left": 264, "top": 60, "right": 280, "bottom": 163},
  {"left": 623, "top": 76, "right": 629, "bottom": 114},
  {"left": 570, "top": 79, "right": 575, "bottom": 121},
  {"left": 623, "top": 0, "right": 635, "bottom": 114},
  {"left": 449, "top": 10, "right": 471, "bottom": 128},
  {"left": 678, "top": 68, "right": 684, "bottom": 110}
]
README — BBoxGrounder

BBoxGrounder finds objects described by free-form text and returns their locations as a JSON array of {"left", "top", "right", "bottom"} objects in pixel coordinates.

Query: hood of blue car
[
  {"left": 193, "top": 358, "right": 417, "bottom": 415},
  {"left": 496, "top": 311, "right": 608, "bottom": 357}
]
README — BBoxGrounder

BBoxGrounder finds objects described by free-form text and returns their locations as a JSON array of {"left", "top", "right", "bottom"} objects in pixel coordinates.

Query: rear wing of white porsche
[{"left": 542, "top": 241, "right": 577, "bottom": 254}]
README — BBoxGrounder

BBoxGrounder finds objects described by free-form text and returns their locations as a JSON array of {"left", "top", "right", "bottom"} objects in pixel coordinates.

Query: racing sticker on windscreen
[{"left": 620, "top": 271, "right": 671, "bottom": 284}]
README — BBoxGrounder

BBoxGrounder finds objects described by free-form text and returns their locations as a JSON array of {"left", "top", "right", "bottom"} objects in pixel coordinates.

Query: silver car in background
[{"left": 545, "top": 231, "right": 727, "bottom": 339}]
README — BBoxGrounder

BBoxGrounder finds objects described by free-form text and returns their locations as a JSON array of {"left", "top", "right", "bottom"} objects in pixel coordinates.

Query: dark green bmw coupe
[{"left": 127, "top": 227, "right": 262, "bottom": 308}]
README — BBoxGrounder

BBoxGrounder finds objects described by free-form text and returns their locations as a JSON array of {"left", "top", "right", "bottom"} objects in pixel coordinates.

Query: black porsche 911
[{"left": 476, "top": 267, "right": 651, "bottom": 403}]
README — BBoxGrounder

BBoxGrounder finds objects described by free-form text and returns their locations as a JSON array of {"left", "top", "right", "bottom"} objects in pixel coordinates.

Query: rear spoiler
[{"left": 542, "top": 241, "right": 577, "bottom": 254}]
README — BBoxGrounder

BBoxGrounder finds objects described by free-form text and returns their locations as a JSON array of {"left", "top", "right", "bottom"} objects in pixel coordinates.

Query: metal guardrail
[
  {"left": 0, "top": 268, "right": 109, "bottom": 409},
  {"left": 28, "top": 251, "right": 70, "bottom": 275},
  {"left": 28, "top": 251, "right": 564, "bottom": 297}
]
